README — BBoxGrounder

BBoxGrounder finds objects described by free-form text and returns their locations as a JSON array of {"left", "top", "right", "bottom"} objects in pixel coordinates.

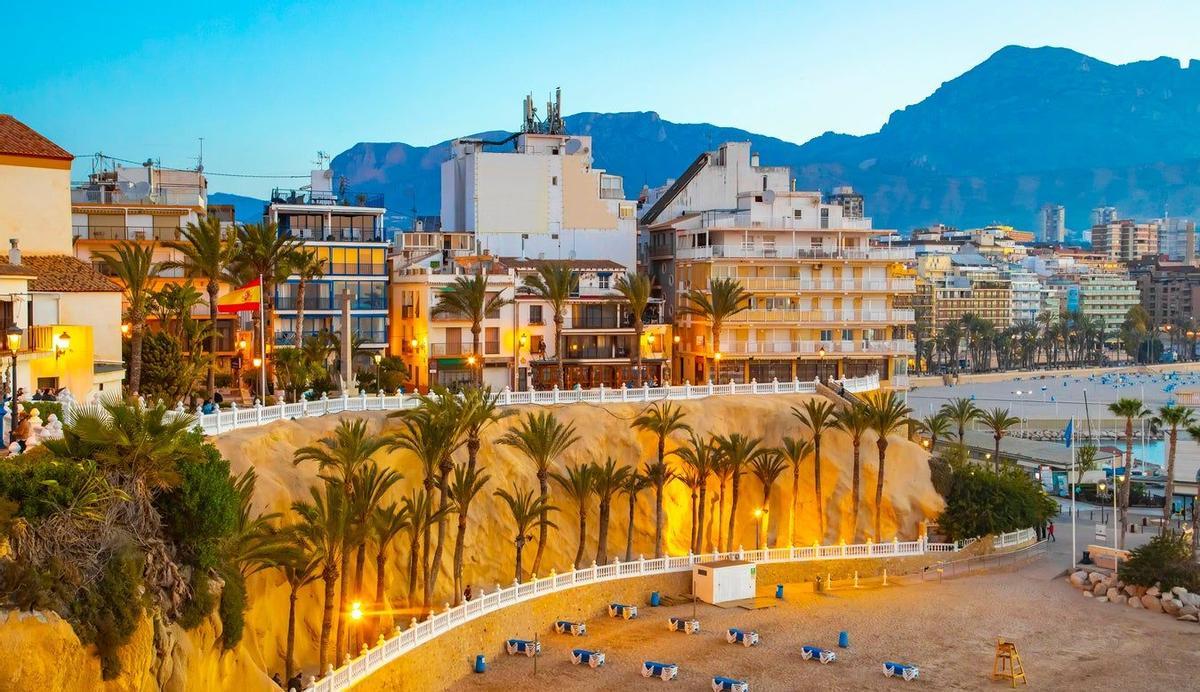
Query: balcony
[
  {"left": 429, "top": 342, "right": 473, "bottom": 357},
  {"left": 280, "top": 228, "right": 386, "bottom": 243},
  {"left": 73, "top": 225, "right": 180, "bottom": 242},
  {"left": 710, "top": 277, "right": 916, "bottom": 292},
  {"left": 271, "top": 188, "right": 384, "bottom": 208},
  {"left": 697, "top": 210, "right": 875, "bottom": 231},
  {"left": 275, "top": 295, "right": 387, "bottom": 311},
  {"left": 727, "top": 309, "right": 916, "bottom": 324},
  {"left": 715, "top": 339, "right": 916, "bottom": 356},
  {"left": 676, "top": 245, "right": 915, "bottom": 262}
]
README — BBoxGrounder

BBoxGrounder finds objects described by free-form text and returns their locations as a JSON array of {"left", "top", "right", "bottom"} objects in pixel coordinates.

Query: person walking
[{"left": 1047, "top": 520, "right": 1056, "bottom": 542}]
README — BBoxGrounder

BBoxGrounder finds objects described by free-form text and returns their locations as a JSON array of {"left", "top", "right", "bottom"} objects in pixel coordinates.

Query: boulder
[
  {"left": 1096, "top": 596, "right": 1108, "bottom": 603},
  {"left": 1163, "top": 599, "right": 1183, "bottom": 616},
  {"left": 1106, "top": 588, "right": 1121, "bottom": 601},
  {"left": 1088, "top": 572, "right": 1105, "bottom": 585},
  {"left": 1170, "top": 586, "right": 1188, "bottom": 598},
  {"left": 1092, "top": 582, "right": 1107, "bottom": 596},
  {"left": 1147, "top": 586, "right": 1160, "bottom": 597},
  {"left": 1186, "top": 593, "right": 1200, "bottom": 608},
  {"left": 1141, "top": 595, "right": 1164, "bottom": 613},
  {"left": 1069, "top": 571, "right": 1088, "bottom": 588},
  {"left": 1128, "top": 596, "right": 1142, "bottom": 608},
  {"left": 1180, "top": 604, "right": 1199, "bottom": 617},
  {"left": 1178, "top": 614, "right": 1199, "bottom": 622},
  {"left": 1084, "top": 591, "right": 1094, "bottom": 598}
]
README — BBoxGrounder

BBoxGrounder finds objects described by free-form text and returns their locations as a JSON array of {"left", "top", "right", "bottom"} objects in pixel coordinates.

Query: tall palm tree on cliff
[
  {"left": 288, "top": 248, "right": 326, "bottom": 345},
  {"left": 551, "top": 462, "right": 595, "bottom": 569},
  {"left": 633, "top": 401, "right": 691, "bottom": 471},
  {"left": 368, "top": 502, "right": 410, "bottom": 632},
  {"left": 590, "top": 457, "right": 631, "bottom": 565},
  {"left": 164, "top": 214, "right": 237, "bottom": 394},
  {"left": 714, "top": 432, "right": 766, "bottom": 551},
  {"left": 277, "top": 539, "right": 321, "bottom": 683},
  {"left": 835, "top": 403, "right": 874, "bottom": 541},
  {"left": 521, "top": 261, "right": 578, "bottom": 388},
  {"left": 498, "top": 411, "right": 579, "bottom": 576},
  {"left": 494, "top": 484, "right": 557, "bottom": 582},
  {"left": 864, "top": 391, "right": 912, "bottom": 541},
  {"left": 455, "top": 385, "right": 511, "bottom": 476},
  {"left": 916, "top": 412, "right": 952, "bottom": 453},
  {"left": 1152, "top": 404, "right": 1195, "bottom": 534},
  {"left": 97, "top": 241, "right": 160, "bottom": 395},
  {"left": 614, "top": 272, "right": 654, "bottom": 385},
  {"left": 940, "top": 397, "right": 981, "bottom": 443},
  {"left": 748, "top": 451, "right": 789, "bottom": 548},
  {"left": 446, "top": 463, "right": 490, "bottom": 603},
  {"left": 978, "top": 407, "right": 1021, "bottom": 472},
  {"left": 775, "top": 435, "right": 812, "bottom": 547},
  {"left": 433, "top": 272, "right": 512, "bottom": 384},
  {"left": 679, "top": 277, "right": 749, "bottom": 383},
  {"left": 644, "top": 459, "right": 677, "bottom": 558},
  {"left": 674, "top": 432, "right": 718, "bottom": 553},
  {"left": 291, "top": 481, "right": 347, "bottom": 675},
  {"left": 620, "top": 469, "right": 650, "bottom": 561},
  {"left": 793, "top": 399, "right": 838, "bottom": 542},
  {"left": 399, "top": 488, "right": 445, "bottom": 608},
  {"left": 1107, "top": 397, "right": 1148, "bottom": 549},
  {"left": 348, "top": 462, "right": 402, "bottom": 599}
]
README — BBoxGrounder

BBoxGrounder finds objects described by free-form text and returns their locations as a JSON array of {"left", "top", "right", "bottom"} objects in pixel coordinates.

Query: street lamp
[
  {"left": 349, "top": 600, "right": 363, "bottom": 654},
  {"left": 753, "top": 507, "right": 767, "bottom": 550},
  {"left": 1098, "top": 482, "right": 1107, "bottom": 523},
  {"left": 120, "top": 323, "right": 131, "bottom": 337},
  {"left": 6, "top": 324, "right": 22, "bottom": 444},
  {"left": 373, "top": 352, "right": 383, "bottom": 393},
  {"left": 54, "top": 331, "right": 70, "bottom": 360}
]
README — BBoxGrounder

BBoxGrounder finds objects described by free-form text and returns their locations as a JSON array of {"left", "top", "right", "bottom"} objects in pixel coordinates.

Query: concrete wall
[
  {"left": 58, "top": 292, "right": 123, "bottom": 364},
  {"left": 0, "top": 160, "right": 73, "bottom": 255}
]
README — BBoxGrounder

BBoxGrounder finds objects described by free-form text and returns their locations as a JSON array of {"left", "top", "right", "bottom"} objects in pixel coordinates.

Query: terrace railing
[
  {"left": 308, "top": 527, "right": 1036, "bottom": 691},
  {"left": 184, "top": 373, "right": 881, "bottom": 437}
]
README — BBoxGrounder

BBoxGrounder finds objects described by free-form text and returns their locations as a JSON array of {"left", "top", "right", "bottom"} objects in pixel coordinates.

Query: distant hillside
[
  {"left": 208, "top": 192, "right": 265, "bottom": 223},
  {"left": 232, "top": 45, "right": 1200, "bottom": 235}
]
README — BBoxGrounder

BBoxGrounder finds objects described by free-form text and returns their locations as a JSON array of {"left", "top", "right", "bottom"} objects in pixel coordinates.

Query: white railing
[
  {"left": 182, "top": 374, "right": 880, "bottom": 437},
  {"left": 721, "top": 340, "right": 915, "bottom": 356},
  {"left": 676, "top": 246, "right": 915, "bottom": 262},
  {"left": 308, "top": 526, "right": 1036, "bottom": 691},
  {"left": 713, "top": 278, "right": 916, "bottom": 292}
]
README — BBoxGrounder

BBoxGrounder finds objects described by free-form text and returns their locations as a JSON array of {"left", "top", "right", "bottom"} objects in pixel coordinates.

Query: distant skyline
[{"left": 6, "top": 0, "right": 1200, "bottom": 197}]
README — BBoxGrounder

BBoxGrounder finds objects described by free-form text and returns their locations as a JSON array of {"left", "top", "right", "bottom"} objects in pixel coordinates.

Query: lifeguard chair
[{"left": 991, "top": 638, "right": 1027, "bottom": 687}]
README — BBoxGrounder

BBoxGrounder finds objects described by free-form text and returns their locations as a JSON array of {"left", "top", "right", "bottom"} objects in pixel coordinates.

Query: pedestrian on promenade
[{"left": 1047, "top": 521, "right": 1056, "bottom": 542}]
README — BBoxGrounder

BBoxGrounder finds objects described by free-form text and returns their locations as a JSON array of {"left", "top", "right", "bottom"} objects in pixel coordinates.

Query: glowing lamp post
[
  {"left": 373, "top": 352, "right": 383, "bottom": 393},
  {"left": 6, "top": 324, "right": 22, "bottom": 444}
]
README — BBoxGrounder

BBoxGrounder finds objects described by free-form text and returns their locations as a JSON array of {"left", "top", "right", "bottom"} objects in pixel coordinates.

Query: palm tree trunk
[
  {"left": 406, "top": 535, "right": 420, "bottom": 608},
  {"left": 654, "top": 485, "right": 665, "bottom": 558},
  {"left": 452, "top": 515, "right": 469, "bottom": 605},
  {"left": 634, "top": 318, "right": 644, "bottom": 386},
  {"left": 471, "top": 322, "right": 482, "bottom": 385},
  {"left": 207, "top": 281, "right": 218, "bottom": 395},
  {"left": 688, "top": 489, "right": 697, "bottom": 553},
  {"left": 575, "top": 509, "right": 587, "bottom": 568},
  {"left": 851, "top": 442, "right": 862, "bottom": 542},
  {"left": 427, "top": 466, "right": 452, "bottom": 608},
  {"left": 1119, "top": 418, "right": 1133, "bottom": 550},
  {"left": 533, "top": 471, "right": 549, "bottom": 576},
  {"left": 555, "top": 314, "right": 565, "bottom": 388},
  {"left": 726, "top": 473, "right": 740, "bottom": 552},
  {"left": 993, "top": 436, "right": 1001, "bottom": 472},
  {"left": 286, "top": 589, "right": 298, "bottom": 681},
  {"left": 814, "top": 439, "right": 825, "bottom": 542},
  {"left": 129, "top": 321, "right": 145, "bottom": 395},
  {"left": 789, "top": 465, "right": 799, "bottom": 547},
  {"left": 374, "top": 551, "right": 388, "bottom": 633},
  {"left": 334, "top": 544, "right": 350, "bottom": 663},
  {"left": 624, "top": 493, "right": 637, "bottom": 561},
  {"left": 319, "top": 571, "right": 336, "bottom": 674},
  {"left": 1163, "top": 428, "right": 1178, "bottom": 534},
  {"left": 711, "top": 323, "right": 722, "bottom": 383},
  {"left": 514, "top": 541, "right": 524, "bottom": 582},
  {"left": 295, "top": 278, "right": 307, "bottom": 346},
  {"left": 354, "top": 543, "right": 366, "bottom": 600},
  {"left": 762, "top": 486, "right": 772, "bottom": 548},
  {"left": 697, "top": 484, "right": 708, "bottom": 553},
  {"left": 596, "top": 498, "right": 611, "bottom": 565},
  {"left": 716, "top": 481, "right": 726, "bottom": 552},
  {"left": 874, "top": 440, "right": 887, "bottom": 540}
]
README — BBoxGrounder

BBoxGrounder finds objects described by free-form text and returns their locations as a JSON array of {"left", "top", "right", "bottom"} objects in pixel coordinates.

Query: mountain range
[{"left": 221, "top": 46, "right": 1200, "bottom": 235}]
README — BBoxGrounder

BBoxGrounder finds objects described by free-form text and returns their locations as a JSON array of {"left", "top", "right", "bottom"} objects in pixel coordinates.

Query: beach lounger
[
  {"left": 668, "top": 616, "right": 700, "bottom": 634},
  {"left": 608, "top": 603, "right": 638, "bottom": 619},
  {"left": 641, "top": 660, "right": 679, "bottom": 681},
  {"left": 801, "top": 645, "right": 837, "bottom": 663},
  {"left": 725, "top": 628, "right": 760, "bottom": 647},
  {"left": 711, "top": 675, "right": 749, "bottom": 691},
  {"left": 571, "top": 648, "right": 605, "bottom": 668},
  {"left": 505, "top": 638, "right": 540, "bottom": 657},
  {"left": 883, "top": 661, "right": 919, "bottom": 681},
  {"left": 554, "top": 620, "right": 587, "bottom": 636}
]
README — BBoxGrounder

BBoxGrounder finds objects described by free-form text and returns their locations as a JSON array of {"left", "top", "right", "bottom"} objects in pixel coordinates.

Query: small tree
[
  {"left": 494, "top": 484, "right": 557, "bottom": 582},
  {"left": 551, "top": 462, "right": 594, "bottom": 569}
]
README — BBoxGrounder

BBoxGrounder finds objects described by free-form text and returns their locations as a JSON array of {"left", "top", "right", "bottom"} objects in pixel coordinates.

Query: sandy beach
[{"left": 459, "top": 555, "right": 1200, "bottom": 690}]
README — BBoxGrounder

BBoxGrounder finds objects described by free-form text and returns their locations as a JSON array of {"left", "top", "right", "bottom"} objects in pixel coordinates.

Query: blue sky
[{"left": 5, "top": 0, "right": 1199, "bottom": 197}]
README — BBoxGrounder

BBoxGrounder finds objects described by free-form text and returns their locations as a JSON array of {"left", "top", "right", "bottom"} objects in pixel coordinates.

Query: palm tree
[
  {"left": 916, "top": 412, "right": 951, "bottom": 453},
  {"left": 1107, "top": 398, "right": 1148, "bottom": 550},
  {"left": 277, "top": 539, "right": 321, "bottom": 682},
  {"left": 222, "top": 467, "right": 290, "bottom": 580},
  {"left": 368, "top": 502, "right": 410, "bottom": 631},
  {"left": 792, "top": 399, "right": 838, "bottom": 542},
  {"left": 164, "top": 214, "right": 237, "bottom": 394},
  {"left": 674, "top": 432, "right": 718, "bottom": 553},
  {"left": 643, "top": 460, "right": 676, "bottom": 558},
  {"left": 521, "top": 261, "right": 578, "bottom": 388},
  {"left": 614, "top": 272, "right": 653, "bottom": 385},
  {"left": 288, "top": 248, "right": 327, "bottom": 346},
  {"left": 977, "top": 407, "right": 1020, "bottom": 472},
  {"left": 619, "top": 470, "right": 650, "bottom": 561},
  {"left": 97, "top": 241, "right": 160, "bottom": 394},
  {"left": 835, "top": 403, "right": 873, "bottom": 541},
  {"left": 433, "top": 272, "right": 512, "bottom": 384},
  {"left": 455, "top": 385, "right": 511, "bottom": 476},
  {"left": 494, "top": 484, "right": 557, "bottom": 582},
  {"left": 748, "top": 452, "right": 788, "bottom": 548},
  {"left": 231, "top": 222, "right": 301, "bottom": 361},
  {"left": 349, "top": 462, "right": 402, "bottom": 598},
  {"left": 399, "top": 489, "right": 444, "bottom": 608},
  {"left": 940, "top": 397, "right": 981, "bottom": 443},
  {"left": 633, "top": 401, "right": 691, "bottom": 470},
  {"left": 293, "top": 419, "right": 389, "bottom": 661},
  {"left": 1187, "top": 424, "right": 1200, "bottom": 554},
  {"left": 714, "top": 432, "right": 765, "bottom": 551},
  {"left": 291, "top": 482, "right": 347, "bottom": 675},
  {"left": 446, "top": 464, "right": 490, "bottom": 603},
  {"left": 864, "top": 391, "right": 912, "bottom": 541},
  {"left": 1152, "top": 405, "right": 1195, "bottom": 533},
  {"left": 775, "top": 436, "right": 812, "bottom": 547},
  {"left": 552, "top": 462, "right": 595, "bottom": 568},
  {"left": 498, "top": 411, "right": 579, "bottom": 576},
  {"left": 711, "top": 452, "right": 734, "bottom": 552},
  {"left": 590, "top": 457, "right": 632, "bottom": 565},
  {"left": 678, "top": 277, "right": 749, "bottom": 383}
]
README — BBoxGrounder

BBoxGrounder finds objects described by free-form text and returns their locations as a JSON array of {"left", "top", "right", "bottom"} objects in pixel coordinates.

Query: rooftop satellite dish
[
  {"left": 564, "top": 138, "right": 583, "bottom": 155},
  {"left": 763, "top": 190, "right": 776, "bottom": 204}
]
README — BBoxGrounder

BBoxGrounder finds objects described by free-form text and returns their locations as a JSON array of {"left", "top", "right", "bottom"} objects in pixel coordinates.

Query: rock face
[{"left": 1142, "top": 595, "right": 1164, "bottom": 613}]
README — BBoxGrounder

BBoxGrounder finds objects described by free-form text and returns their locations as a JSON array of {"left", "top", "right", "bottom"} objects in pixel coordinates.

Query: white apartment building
[
  {"left": 1009, "top": 270, "right": 1043, "bottom": 324},
  {"left": 1039, "top": 204, "right": 1066, "bottom": 243},
  {"left": 1077, "top": 273, "right": 1139, "bottom": 340}
]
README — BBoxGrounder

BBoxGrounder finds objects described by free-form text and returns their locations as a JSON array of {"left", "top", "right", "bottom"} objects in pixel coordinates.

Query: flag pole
[
  {"left": 1069, "top": 416, "right": 1076, "bottom": 572},
  {"left": 258, "top": 273, "right": 267, "bottom": 401}
]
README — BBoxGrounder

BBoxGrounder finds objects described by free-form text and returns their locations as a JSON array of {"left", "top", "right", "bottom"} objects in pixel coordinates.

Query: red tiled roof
[
  {"left": 0, "top": 255, "right": 122, "bottom": 292},
  {"left": 0, "top": 115, "right": 73, "bottom": 161}
]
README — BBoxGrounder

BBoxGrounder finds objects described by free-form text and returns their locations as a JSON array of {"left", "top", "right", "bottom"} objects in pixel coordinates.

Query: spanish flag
[{"left": 217, "top": 278, "right": 262, "bottom": 314}]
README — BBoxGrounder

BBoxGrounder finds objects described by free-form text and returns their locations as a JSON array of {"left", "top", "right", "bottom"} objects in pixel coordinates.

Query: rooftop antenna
[
  {"left": 314, "top": 151, "right": 331, "bottom": 170},
  {"left": 197, "top": 137, "right": 205, "bottom": 173}
]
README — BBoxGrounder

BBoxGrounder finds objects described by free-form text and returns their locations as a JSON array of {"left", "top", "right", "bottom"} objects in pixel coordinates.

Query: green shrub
[
  {"left": 0, "top": 453, "right": 100, "bottom": 522},
  {"left": 69, "top": 547, "right": 145, "bottom": 680},
  {"left": 217, "top": 567, "right": 246, "bottom": 649},
  {"left": 178, "top": 570, "right": 217, "bottom": 630},
  {"left": 1121, "top": 532, "right": 1200, "bottom": 591},
  {"left": 213, "top": 372, "right": 234, "bottom": 389},
  {"left": 937, "top": 460, "right": 1057, "bottom": 541},
  {"left": 157, "top": 444, "right": 238, "bottom": 570},
  {"left": 25, "top": 401, "right": 64, "bottom": 423}
]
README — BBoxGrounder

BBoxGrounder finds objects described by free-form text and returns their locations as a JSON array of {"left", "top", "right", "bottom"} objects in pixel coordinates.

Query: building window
[
  {"left": 793, "top": 210, "right": 802, "bottom": 219},
  {"left": 820, "top": 208, "right": 830, "bottom": 229},
  {"left": 529, "top": 305, "right": 544, "bottom": 325},
  {"left": 485, "top": 327, "right": 500, "bottom": 354},
  {"left": 820, "top": 329, "right": 833, "bottom": 341},
  {"left": 598, "top": 273, "right": 611, "bottom": 290},
  {"left": 552, "top": 176, "right": 558, "bottom": 186}
]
